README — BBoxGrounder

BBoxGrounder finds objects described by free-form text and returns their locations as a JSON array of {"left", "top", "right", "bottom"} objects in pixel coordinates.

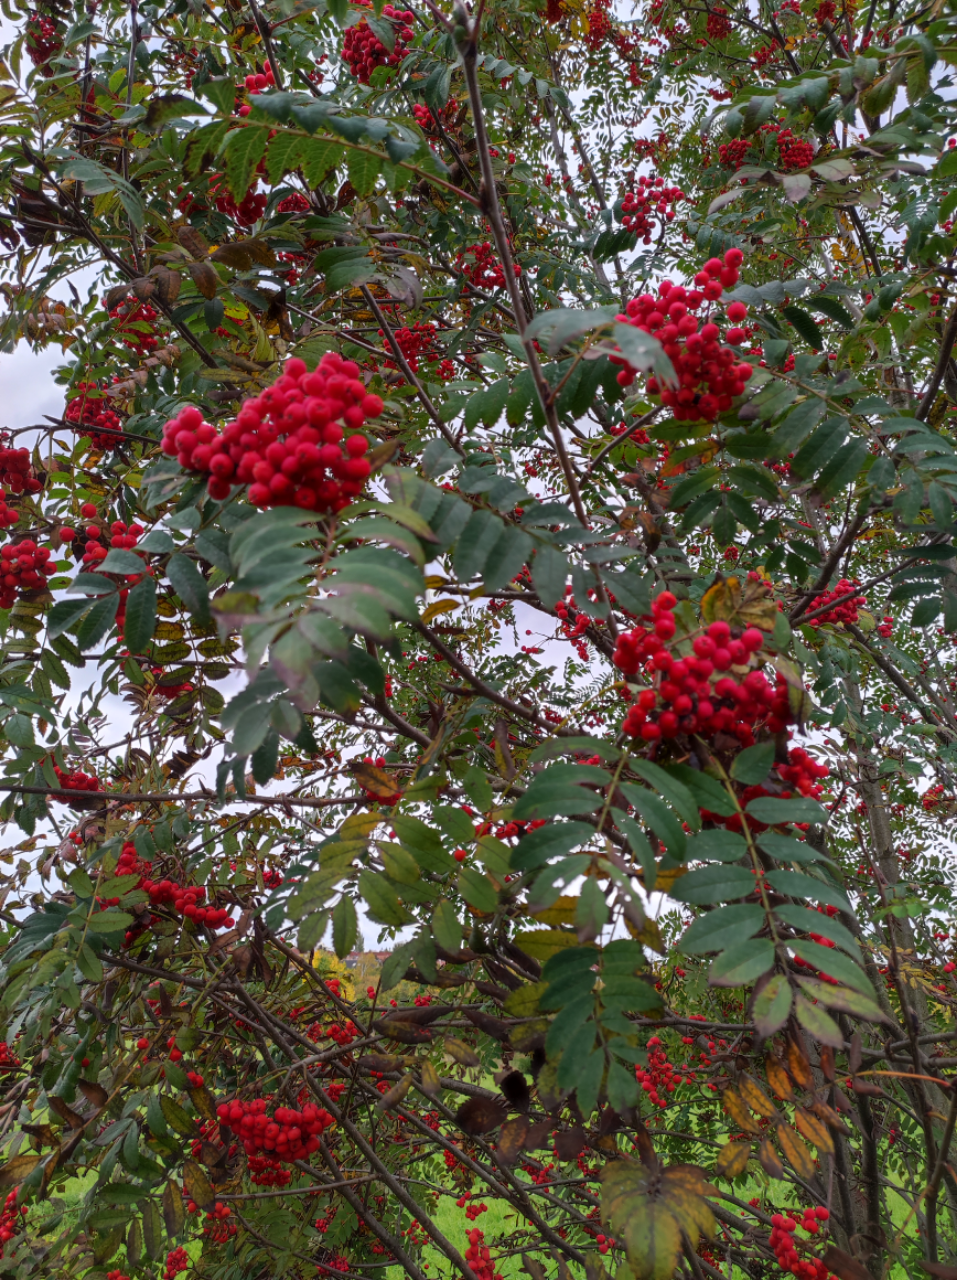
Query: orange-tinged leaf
[
  {"left": 776, "top": 1124, "right": 815, "bottom": 1179},
  {"left": 498, "top": 1115, "right": 529, "bottom": 1161},
  {"left": 765, "top": 1055, "right": 796, "bottom": 1102},
  {"left": 0, "top": 1153, "right": 39, "bottom": 1186},
  {"left": 444, "top": 1037, "right": 480, "bottom": 1068},
  {"left": 715, "top": 1141, "right": 751, "bottom": 1179},
  {"left": 739, "top": 1075, "right": 776, "bottom": 1119},
  {"left": 349, "top": 760, "right": 402, "bottom": 800},
  {"left": 700, "top": 573, "right": 779, "bottom": 632},
  {"left": 786, "top": 1034, "right": 814, "bottom": 1091},
  {"left": 794, "top": 1106, "right": 835, "bottom": 1154},
  {"left": 722, "top": 1086, "right": 760, "bottom": 1134}
]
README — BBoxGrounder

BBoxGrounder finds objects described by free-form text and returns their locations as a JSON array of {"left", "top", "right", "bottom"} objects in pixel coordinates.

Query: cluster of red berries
[
  {"left": 106, "top": 1270, "right": 130, "bottom": 1280},
  {"left": 924, "top": 783, "right": 948, "bottom": 812},
  {"left": 149, "top": 665, "right": 194, "bottom": 700},
  {"left": 0, "top": 1189, "right": 27, "bottom": 1257},
  {"left": 0, "top": 539, "right": 54, "bottom": 608},
  {"left": 0, "top": 446, "right": 42, "bottom": 496},
  {"left": 52, "top": 765, "right": 102, "bottom": 796},
  {"left": 64, "top": 384, "right": 124, "bottom": 450},
  {"left": 116, "top": 841, "right": 234, "bottom": 928},
  {"left": 636, "top": 1035, "right": 697, "bottom": 1107},
  {"left": 0, "top": 1043, "right": 19, "bottom": 1073},
  {"left": 163, "top": 354, "right": 381, "bottom": 512},
  {"left": 456, "top": 1194, "right": 488, "bottom": 1221},
  {"left": 465, "top": 1229, "right": 503, "bottom": 1280},
  {"left": 615, "top": 592, "right": 778, "bottom": 743},
  {"left": 612, "top": 250, "right": 753, "bottom": 422},
  {"left": 621, "top": 176, "right": 685, "bottom": 244},
  {"left": 380, "top": 321, "right": 443, "bottom": 374},
  {"left": 769, "top": 1208, "right": 833, "bottom": 1280},
  {"left": 187, "top": 1196, "right": 236, "bottom": 1243},
  {"left": 719, "top": 123, "right": 814, "bottom": 172},
  {"left": 706, "top": 6, "right": 732, "bottom": 37},
  {"left": 164, "top": 1246, "right": 189, "bottom": 1279},
  {"left": 455, "top": 241, "right": 521, "bottom": 290},
  {"left": 217, "top": 1097, "right": 334, "bottom": 1164},
  {"left": 814, "top": 0, "right": 836, "bottom": 22},
  {"left": 0, "top": 492, "right": 19, "bottom": 531},
  {"left": 108, "top": 297, "right": 160, "bottom": 355},
  {"left": 212, "top": 175, "right": 268, "bottom": 226},
  {"left": 412, "top": 102, "right": 454, "bottom": 133},
  {"left": 26, "top": 12, "right": 60, "bottom": 67},
  {"left": 555, "top": 587, "right": 592, "bottom": 661},
  {"left": 806, "top": 579, "right": 865, "bottom": 627},
  {"left": 237, "top": 64, "right": 275, "bottom": 117},
  {"left": 249, "top": 1152, "right": 293, "bottom": 1187},
  {"left": 342, "top": 0, "right": 414, "bottom": 83}
]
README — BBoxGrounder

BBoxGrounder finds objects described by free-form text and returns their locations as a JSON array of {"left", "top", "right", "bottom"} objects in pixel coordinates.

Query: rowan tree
[{"left": 0, "top": 1, "right": 955, "bottom": 1279}]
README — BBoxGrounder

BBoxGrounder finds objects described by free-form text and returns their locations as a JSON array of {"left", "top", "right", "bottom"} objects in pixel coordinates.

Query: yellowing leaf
[
  {"left": 738, "top": 1075, "right": 776, "bottom": 1119},
  {"left": 602, "top": 1159, "right": 715, "bottom": 1280},
  {"left": 776, "top": 1124, "right": 815, "bottom": 1180},
  {"left": 420, "top": 599, "right": 460, "bottom": 623},
  {"left": 530, "top": 895, "right": 578, "bottom": 925},
  {"left": 794, "top": 1106, "right": 835, "bottom": 1155},
  {"left": 715, "top": 1141, "right": 750, "bottom": 1179},
  {"left": 721, "top": 1087, "right": 760, "bottom": 1134},
  {"left": 513, "top": 929, "right": 587, "bottom": 963},
  {"left": 700, "top": 573, "right": 779, "bottom": 633}
]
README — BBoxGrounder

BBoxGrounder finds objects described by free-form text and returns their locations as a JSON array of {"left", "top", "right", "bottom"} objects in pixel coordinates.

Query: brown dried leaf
[
  {"left": 823, "top": 1246, "right": 873, "bottom": 1280},
  {"left": 722, "top": 1086, "right": 760, "bottom": 1134},
  {"left": 851, "top": 1077, "right": 885, "bottom": 1097},
  {"left": 104, "top": 284, "right": 129, "bottom": 311},
  {"left": 189, "top": 1085, "right": 218, "bottom": 1124},
  {"left": 555, "top": 1125, "right": 587, "bottom": 1161},
  {"left": 48, "top": 1096, "right": 85, "bottom": 1130},
  {"left": 444, "top": 1037, "right": 480, "bottom": 1068},
  {"left": 776, "top": 1124, "right": 815, "bottom": 1179},
  {"left": 373, "top": 1018, "right": 433, "bottom": 1045},
  {"left": 739, "top": 1075, "right": 776, "bottom": 1119},
  {"left": 130, "top": 275, "right": 156, "bottom": 301},
  {"left": 151, "top": 267, "right": 181, "bottom": 307},
  {"left": 359, "top": 1053, "right": 408, "bottom": 1073},
  {"left": 0, "top": 1153, "right": 40, "bottom": 1186},
  {"left": 183, "top": 1158, "right": 215, "bottom": 1209},
  {"left": 350, "top": 760, "right": 402, "bottom": 800},
  {"left": 525, "top": 1120, "right": 553, "bottom": 1149},
  {"left": 920, "top": 1266, "right": 957, "bottom": 1280},
  {"left": 848, "top": 1031, "right": 863, "bottom": 1076},
  {"left": 522, "top": 1255, "right": 548, "bottom": 1280},
  {"left": 765, "top": 1055, "right": 795, "bottom": 1102},
  {"left": 243, "top": 237, "right": 277, "bottom": 267},
  {"left": 188, "top": 261, "right": 219, "bottom": 299},
  {"left": 177, "top": 225, "right": 209, "bottom": 259},
  {"left": 499, "top": 1070, "right": 531, "bottom": 1112},
  {"left": 497, "top": 1115, "right": 529, "bottom": 1161},
  {"left": 368, "top": 438, "right": 401, "bottom": 472},
  {"left": 456, "top": 1096, "right": 506, "bottom": 1135},
  {"left": 77, "top": 1079, "right": 108, "bottom": 1109},
  {"left": 715, "top": 1140, "right": 750, "bottom": 1179},
  {"left": 210, "top": 242, "right": 253, "bottom": 271},
  {"left": 819, "top": 1045, "right": 836, "bottom": 1081},
  {"left": 806, "top": 1099, "right": 847, "bottom": 1132},
  {"left": 794, "top": 1106, "right": 835, "bottom": 1155},
  {"left": 757, "top": 1135, "right": 784, "bottom": 1180},
  {"left": 465, "top": 1009, "right": 510, "bottom": 1041}
]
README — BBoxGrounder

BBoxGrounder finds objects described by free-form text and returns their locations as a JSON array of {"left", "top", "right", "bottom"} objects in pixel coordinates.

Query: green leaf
[
  {"left": 75, "top": 594, "right": 119, "bottom": 650},
  {"left": 619, "top": 784, "right": 686, "bottom": 859},
  {"left": 432, "top": 898, "right": 461, "bottom": 953},
  {"left": 771, "top": 398, "right": 826, "bottom": 455},
  {"left": 628, "top": 761, "right": 701, "bottom": 830},
  {"left": 47, "top": 597, "right": 90, "bottom": 639},
  {"left": 85, "top": 910, "right": 135, "bottom": 934},
  {"left": 123, "top": 576, "right": 157, "bottom": 655},
  {"left": 790, "top": 940, "right": 873, "bottom": 995},
  {"left": 332, "top": 895, "right": 358, "bottom": 959},
  {"left": 684, "top": 829, "right": 747, "bottom": 861},
  {"left": 348, "top": 147, "right": 381, "bottom": 195},
  {"left": 774, "top": 904, "right": 858, "bottom": 953},
  {"left": 671, "top": 865, "right": 756, "bottom": 905},
  {"left": 765, "top": 869, "right": 850, "bottom": 913},
  {"left": 752, "top": 974, "right": 793, "bottom": 1037},
  {"left": 457, "top": 866, "right": 498, "bottom": 913},
  {"left": 453, "top": 510, "right": 501, "bottom": 582},
  {"left": 358, "top": 869, "right": 411, "bottom": 926},
  {"left": 379, "top": 940, "right": 416, "bottom": 990},
  {"left": 709, "top": 937, "right": 774, "bottom": 986},
  {"left": 745, "top": 796, "right": 827, "bottom": 826},
  {"left": 678, "top": 904, "right": 765, "bottom": 955},
  {"left": 814, "top": 439, "right": 870, "bottom": 501},
  {"left": 223, "top": 125, "right": 269, "bottom": 200},
  {"left": 166, "top": 554, "right": 212, "bottom": 626},
  {"left": 731, "top": 742, "right": 775, "bottom": 785},
  {"left": 781, "top": 305, "right": 823, "bottom": 350},
  {"left": 793, "top": 991, "right": 843, "bottom": 1046}
]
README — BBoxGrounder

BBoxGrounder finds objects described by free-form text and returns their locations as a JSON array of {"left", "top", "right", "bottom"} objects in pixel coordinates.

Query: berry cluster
[
  {"left": 621, "top": 176, "right": 685, "bottom": 245},
  {"left": 555, "top": 587, "right": 592, "bottom": 661},
  {"left": 636, "top": 1035, "right": 696, "bottom": 1107},
  {"left": 0, "top": 493, "right": 19, "bottom": 531},
  {"left": 0, "top": 1043, "right": 19, "bottom": 1073},
  {"left": 217, "top": 1097, "right": 334, "bottom": 1164},
  {"left": 109, "top": 297, "right": 160, "bottom": 355},
  {"left": 162, "top": 354, "right": 381, "bottom": 513},
  {"left": 115, "top": 841, "right": 234, "bottom": 929},
  {"left": 380, "top": 321, "right": 446, "bottom": 375},
  {"left": 52, "top": 765, "right": 102, "bottom": 796},
  {"left": 718, "top": 123, "right": 813, "bottom": 172},
  {"left": 249, "top": 1152, "right": 293, "bottom": 1187},
  {"left": 0, "top": 1189, "right": 27, "bottom": 1257},
  {"left": 342, "top": 1, "right": 414, "bottom": 83},
  {"left": 706, "top": 6, "right": 732, "bottom": 37},
  {"left": 211, "top": 174, "right": 268, "bottom": 226},
  {"left": 0, "top": 539, "right": 54, "bottom": 608},
  {"left": 0, "top": 446, "right": 42, "bottom": 496},
  {"left": 615, "top": 592, "right": 779, "bottom": 743},
  {"left": 237, "top": 64, "right": 275, "bottom": 117},
  {"left": 464, "top": 1229, "right": 503, "bottom": 1280},
  {"left": 164, "top": 1246, "right": 189, "bottom": 1279},
  {"left": 106, "top": 1271, "right": 130, "bottom": 1280},
  {"left": 26, "top": 12, "right": 60, "bottom": 68},
  {"left": 455, "top": 241, "right": 521, "bottom": 290},
  {"left": 770, "top": 1208, "right": 833, "bottom": 1280},
  {"left": 806, "top": 579, "right": 865, "bottom": 627},
  {"left": 612, "top": 250, "right": 753, "bottom": 422},
  {"left": 65, "top": 384, "right": 124, "bottom": 450}
]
